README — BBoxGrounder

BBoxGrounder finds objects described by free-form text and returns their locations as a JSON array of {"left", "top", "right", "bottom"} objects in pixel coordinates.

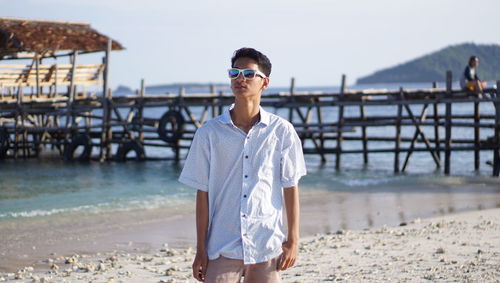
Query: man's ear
[{"left": 262, "top": 77, "right": 270, "bottom": 90}]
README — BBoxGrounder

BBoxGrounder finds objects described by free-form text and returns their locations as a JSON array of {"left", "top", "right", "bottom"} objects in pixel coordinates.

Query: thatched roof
[{"left": 0, "top": 17, "right": 124, "bottom": 58}]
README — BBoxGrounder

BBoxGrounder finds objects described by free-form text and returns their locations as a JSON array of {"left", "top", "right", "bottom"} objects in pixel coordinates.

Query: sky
[{"left": 2, "top": 0, "right": 500, "bottom": 89}]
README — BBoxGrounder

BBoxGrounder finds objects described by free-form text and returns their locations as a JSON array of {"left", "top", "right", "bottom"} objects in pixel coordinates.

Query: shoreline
[{"left": 1, "top": 207, "right": 498, "bottom": 282}]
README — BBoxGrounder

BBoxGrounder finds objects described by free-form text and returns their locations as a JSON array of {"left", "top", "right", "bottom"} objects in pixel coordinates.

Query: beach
[
  {"left": 1, "top": 207, "right": 498, "bottom": 282},
  {"left": 1, "top": 187, "right": 499, "bottom": 282}
]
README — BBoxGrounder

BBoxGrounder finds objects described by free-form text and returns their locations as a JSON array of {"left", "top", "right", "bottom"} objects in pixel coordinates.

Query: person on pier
[
  {"left": 460, "top": 56, "right": 487, "bottom": 93},
  {"left": 179, "top": 47, "right": 306, "bottom": 282}
]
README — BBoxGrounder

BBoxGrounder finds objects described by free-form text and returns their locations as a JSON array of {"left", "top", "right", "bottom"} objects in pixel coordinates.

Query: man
[
  {"left": 460, "top": 56, "right": 487, "bottom": 93},
  {"left": 178, "top": 47, "right": 306, "bottom": 282}
]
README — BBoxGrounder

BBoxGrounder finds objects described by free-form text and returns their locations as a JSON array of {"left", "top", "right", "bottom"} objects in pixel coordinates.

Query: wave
[{"left": 0, "top": 194, "right": 193, "bottom": 220}]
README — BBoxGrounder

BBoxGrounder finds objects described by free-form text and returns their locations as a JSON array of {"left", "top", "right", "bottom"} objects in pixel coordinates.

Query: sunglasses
[{"left": 228, "top": 68, "right": 267, "bottom": 80}]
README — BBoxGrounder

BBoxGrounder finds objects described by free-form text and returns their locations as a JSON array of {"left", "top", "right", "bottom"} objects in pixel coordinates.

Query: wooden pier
[
  {"left": 1, "top": 71, "right": 499, "bottom": 176},
  {"left": 1, "top": 18, "right": 499, "bottom": 176}
]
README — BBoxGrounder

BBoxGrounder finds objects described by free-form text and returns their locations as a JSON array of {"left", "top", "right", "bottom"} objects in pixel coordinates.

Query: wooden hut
[{"left": 0, "top": 17, "right": 123, "bottom": 160}]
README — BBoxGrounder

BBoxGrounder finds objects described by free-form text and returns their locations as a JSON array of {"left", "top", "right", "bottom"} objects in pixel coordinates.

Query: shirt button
[
  {"left": 244, "top": 175, "right": 248, "bottom": 178},
  {"left": 245, "top": 155, "right": 249, "bottom": 159},
  {"left": 243, "top": 194, "right": 247, "bottom": 198},
  {"left": 242, "top": 214, "right": 246, "bottom": 218}
]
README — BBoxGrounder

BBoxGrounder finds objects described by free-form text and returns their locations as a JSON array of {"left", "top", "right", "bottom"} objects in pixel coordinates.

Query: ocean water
[{"left": 1, "top": 82, "right": 499, "bottom": 224}]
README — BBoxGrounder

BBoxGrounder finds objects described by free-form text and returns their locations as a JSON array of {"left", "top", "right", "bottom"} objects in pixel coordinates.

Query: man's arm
[
  {"left": 192, "top": 190, "right": 209, "bottom": 281},
  {"left": 278, "top": 185, "right": 300, "bottom": 271}
]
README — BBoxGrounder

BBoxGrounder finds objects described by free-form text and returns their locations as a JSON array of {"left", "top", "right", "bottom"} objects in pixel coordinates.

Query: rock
[
  {"left": 98, "top": 263, "right": 106, "bottom": 272},
  {"left": 51, "top": 264, "right": 59, "bottom": 270},
  {"left": 435, "top": 248, "right": 445, "bottom": 254}
]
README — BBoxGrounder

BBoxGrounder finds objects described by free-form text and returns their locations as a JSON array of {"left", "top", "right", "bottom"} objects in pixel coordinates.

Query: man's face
[{"left": 230, "top": 57, "right": 269, "bottom": 99}]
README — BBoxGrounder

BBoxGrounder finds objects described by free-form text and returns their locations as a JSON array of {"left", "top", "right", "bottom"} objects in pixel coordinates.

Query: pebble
[{"left": 435, "top": 248, "right": 446, "bottom": 254}]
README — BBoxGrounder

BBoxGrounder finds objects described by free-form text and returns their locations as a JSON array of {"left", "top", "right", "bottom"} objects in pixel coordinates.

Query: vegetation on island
[{"left": 356, "top": 43, "right": 500, "bottom": 84}]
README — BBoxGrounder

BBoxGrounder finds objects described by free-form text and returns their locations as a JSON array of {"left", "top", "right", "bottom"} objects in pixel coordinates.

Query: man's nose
[{"left": 234, "top": 73, "right": 247, "bottom": 81}]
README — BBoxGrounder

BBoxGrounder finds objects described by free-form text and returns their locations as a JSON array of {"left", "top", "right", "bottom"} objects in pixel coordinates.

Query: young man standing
[{"left": 179, "top": 47, "right": 306, "bottom": 282}]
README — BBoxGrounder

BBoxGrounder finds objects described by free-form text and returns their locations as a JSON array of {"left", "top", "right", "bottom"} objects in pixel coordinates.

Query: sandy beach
[{"left": 1, "top": 205, "right": 499, "bottom": 282}]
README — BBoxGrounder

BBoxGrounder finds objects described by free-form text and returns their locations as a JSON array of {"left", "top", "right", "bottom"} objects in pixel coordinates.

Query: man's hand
[
  {"left": 192, "top": 251, "right": 208, "bottom": 281},
  {"left": 277, "top": 241, "right": 298, "bottom": 270}
]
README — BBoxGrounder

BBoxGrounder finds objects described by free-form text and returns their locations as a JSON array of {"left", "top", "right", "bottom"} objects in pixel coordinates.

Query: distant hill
[{"left": 356, "top": 43, "right": 500, "bottom": 84}]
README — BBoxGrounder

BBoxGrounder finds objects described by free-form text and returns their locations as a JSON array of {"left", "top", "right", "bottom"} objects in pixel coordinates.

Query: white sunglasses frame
[{"left": 227, "top": 68, "right": 267, "bottom": 80}]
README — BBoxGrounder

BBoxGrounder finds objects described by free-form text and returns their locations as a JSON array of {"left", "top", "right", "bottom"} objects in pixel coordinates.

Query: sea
[{"left": 1, "top": 81, "right": 499, "bottom": 230}]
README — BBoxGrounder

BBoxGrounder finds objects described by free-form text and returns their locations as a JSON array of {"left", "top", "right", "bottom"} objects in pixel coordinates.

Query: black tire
[
  {"left": 157, "top": 110, "right": 184, "bottom": 144},
  {"left": 0, "top": 127, "right": 9, "bottom": 159},
  {"left": 63, "top": 134, "right": 93, "bottom": 161},
  {"left": 115, "top": 140, "right": 145, "bottom": 162}
]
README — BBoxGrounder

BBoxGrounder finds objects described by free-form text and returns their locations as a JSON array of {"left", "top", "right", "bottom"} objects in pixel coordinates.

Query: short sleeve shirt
[{"left": 178, "top": 105, "right": 306, "bottom": 264}]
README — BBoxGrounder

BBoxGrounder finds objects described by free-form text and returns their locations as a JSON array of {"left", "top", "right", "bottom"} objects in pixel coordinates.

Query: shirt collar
[{"left": 220, "top": 104, "right": 270, "bottom": 127}]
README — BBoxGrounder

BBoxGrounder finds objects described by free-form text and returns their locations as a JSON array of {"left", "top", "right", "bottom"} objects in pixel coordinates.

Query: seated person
[{"left": 460, "top": 56, "right": 487, "bottom": 92}]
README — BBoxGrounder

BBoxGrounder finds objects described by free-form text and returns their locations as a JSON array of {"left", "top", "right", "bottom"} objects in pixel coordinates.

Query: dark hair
[
  {"left": 469, "top": 56, "right": 478, "bottom": 65},
  {"left": 231, "top": 47, "right": 272, "bottom": 77}
]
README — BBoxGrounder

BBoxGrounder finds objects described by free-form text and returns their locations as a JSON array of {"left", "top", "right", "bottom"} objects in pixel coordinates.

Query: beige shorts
[{"left": 204, "top": 256, "right": 281, "bottom": 283}]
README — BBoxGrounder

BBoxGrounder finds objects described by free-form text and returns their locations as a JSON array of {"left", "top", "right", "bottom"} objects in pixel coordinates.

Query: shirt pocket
[{"left": 255, "top": 135, "right": 280, "bottom": 177}]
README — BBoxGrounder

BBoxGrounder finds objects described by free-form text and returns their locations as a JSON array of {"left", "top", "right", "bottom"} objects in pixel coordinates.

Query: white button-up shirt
[{"left": 178, "top": 105, "right": 306, "bottom": 264}]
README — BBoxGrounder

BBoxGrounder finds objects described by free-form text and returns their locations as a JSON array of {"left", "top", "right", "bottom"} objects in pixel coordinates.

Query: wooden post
[
  {"left": 360, "top": 101, "right": 368, "bottom": 164},
  {"left": 66, "top": 51, "right": 77, "bottom": 133},
  {"left": 474, "top": 96, "right": 480, "bottom": 171},
  {"left": 35, "top": 54, "right": 41, "bottom": 98},
  {"left": 432, "top": 81, "right": 441, "bottom": 166},
  {"left": 100, "top": 39, "right": 112, "bottom": 162},
  {"left": 289, "top": 77, "right": 295, "bottom": 122},
  {"left": 217, "top": 91, "right": 223, "bottom": 117},
  {"left": 493, "top": 80, "right": 500, "bottom": 176},
  {"left": 210, "top": 84, "right": 217, "bottom": 117},
  {"left": 175, "top": 87, "right": 185, "bottom": 162},
  {"left": 316, "top": 101, "right": 326, "bottom": 163},
  {"left": 394, "top": 87, "right": 403, "bottom": 173},
  {"left": 54, "top": 63, "right": 58, "bottom": 98},
  {"left": 336, "top": 74, "right": 346, "bottom": 170},
  {"left": 138, "top": 78, "right": 145, "bottom": 143},
  {"left": 444, "top": 71, "right": 452, "bottom": 175}
]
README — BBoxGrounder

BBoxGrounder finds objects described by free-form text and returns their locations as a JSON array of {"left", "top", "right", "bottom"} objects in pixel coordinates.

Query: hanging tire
[
  {"left": 0, "top": 127, "right": 9, "bottom": 159},
  {"left": 63, "top": 134, "right": 93, "bottom": 161},
  {"left": 157, "top": 110, "right": 184, "bottom": 144},
  {"left": 115, "top": 140, "right": 145, "bottom": 162}
]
